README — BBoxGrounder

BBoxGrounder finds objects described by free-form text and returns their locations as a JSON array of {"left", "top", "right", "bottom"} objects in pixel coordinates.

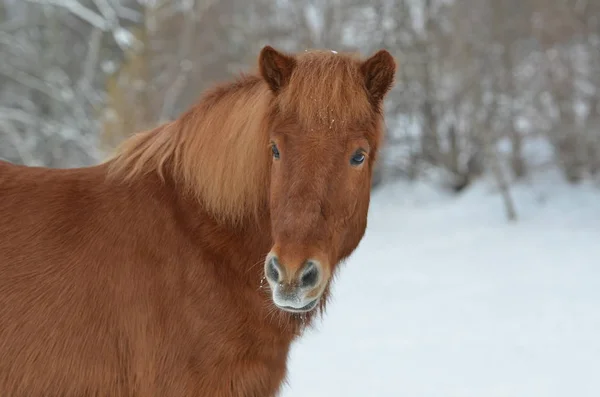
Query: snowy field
[{"left": 282, "top": 171, "right": 600, "bottom": 397}]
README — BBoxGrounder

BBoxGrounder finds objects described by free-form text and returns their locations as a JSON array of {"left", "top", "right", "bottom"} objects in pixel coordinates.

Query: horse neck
[
  {"left": 130, "top": 170, "right": 311, "bottom": 337},
  {"left": 159, "top": 164, "right": 270, "bottom": 267}
]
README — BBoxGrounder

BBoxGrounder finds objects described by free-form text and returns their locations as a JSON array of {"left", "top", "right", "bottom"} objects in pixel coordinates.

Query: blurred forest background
[{"left": 1, "top": 0, "right": 600, "bottom": 202}]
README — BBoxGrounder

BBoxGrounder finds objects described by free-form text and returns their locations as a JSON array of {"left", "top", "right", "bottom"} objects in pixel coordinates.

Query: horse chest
[
  {"left": 153, "top": 286, "right": 294, "bottom": 397},
  {"left": 186, "top": 343, "right": 290, "bottom": 397}
]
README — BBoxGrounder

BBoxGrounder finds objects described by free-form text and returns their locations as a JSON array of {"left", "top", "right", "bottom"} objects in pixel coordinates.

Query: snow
[
  {"left": 113, "top": 28, "right": 141, "bottom": 51},
  {"left": 282, "top": 171, "right": 600, "bottom": 397}
]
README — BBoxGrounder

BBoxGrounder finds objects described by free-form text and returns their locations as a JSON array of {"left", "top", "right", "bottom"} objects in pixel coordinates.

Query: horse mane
[
  {"left": 107, "top": 75, "right": 274, "bottom": 224},
  {"left": 107, "top": 50, "right": 377, "bottom": 224},
  {"left": 279, "top": 50, "right": 374, "bottom": 129}
]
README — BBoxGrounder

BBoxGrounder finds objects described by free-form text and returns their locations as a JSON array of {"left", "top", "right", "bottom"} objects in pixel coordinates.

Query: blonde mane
[{"left": 107, "top": 75, "right": 273, "bottom": 224}]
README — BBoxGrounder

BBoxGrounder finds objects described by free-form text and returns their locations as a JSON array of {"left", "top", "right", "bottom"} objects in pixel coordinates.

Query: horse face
[
  {"left": 265, "top": 128, "right": 374, "bottom": 313},
  {"left": 258, "top": 46, "right": 395, "bottom": 313}
]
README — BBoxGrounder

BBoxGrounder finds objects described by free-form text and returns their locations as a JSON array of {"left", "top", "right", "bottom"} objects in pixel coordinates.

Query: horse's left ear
[
  {"left": 259, "top": 46, "right": 296, "bottom": 93},
  {"left": 360, "top": 49, "right": 396, "bottom": 107}
]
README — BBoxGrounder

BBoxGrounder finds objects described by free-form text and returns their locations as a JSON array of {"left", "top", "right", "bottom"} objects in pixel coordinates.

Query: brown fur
[{"left": 0, "top": 46, "right": 395, "bottom": 397}]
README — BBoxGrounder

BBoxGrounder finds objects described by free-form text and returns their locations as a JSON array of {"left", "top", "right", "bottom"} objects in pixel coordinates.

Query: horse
[{"left": 0, "top": 45, "right": 396, "bottom": 397}]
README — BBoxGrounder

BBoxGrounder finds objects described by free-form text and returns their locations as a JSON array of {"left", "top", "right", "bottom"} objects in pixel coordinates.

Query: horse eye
[
  {"left": 271, "top": 144, "right": 280, "bottom": 159},
  {"left": 350, "top": 151, "right": 365, "bottom": 166}
]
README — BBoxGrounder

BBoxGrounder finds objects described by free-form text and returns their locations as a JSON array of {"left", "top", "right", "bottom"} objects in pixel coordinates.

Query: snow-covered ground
[{"left": 282, "top": 171, "right": 600, "bottom": 397}]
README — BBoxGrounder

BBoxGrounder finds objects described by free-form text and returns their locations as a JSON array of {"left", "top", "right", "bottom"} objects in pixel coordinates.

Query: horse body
[
  {"left": 0, "top": 46, "right": 395, "bottom": 396},
  {"left": 0, "top": 160, "right": 291, "bottom": 396}
]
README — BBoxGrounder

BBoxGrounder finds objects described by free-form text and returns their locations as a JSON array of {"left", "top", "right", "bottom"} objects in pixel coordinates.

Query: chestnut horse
[{"left": 0, "top": 46, "right": 395, "bottom": 396}]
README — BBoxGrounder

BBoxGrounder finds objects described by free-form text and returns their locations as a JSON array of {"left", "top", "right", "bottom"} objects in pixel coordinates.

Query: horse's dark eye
[
  {"left": 271, "top": 144, "right": 280, "bottom": 159},
  {"left": 350, "top": 151, "right": 365, "bottom": 166}
]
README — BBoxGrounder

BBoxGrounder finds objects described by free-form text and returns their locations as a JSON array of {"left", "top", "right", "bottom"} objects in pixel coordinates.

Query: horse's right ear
[{"left": 259, "top": 46, "right": 296, "bottom": 93}]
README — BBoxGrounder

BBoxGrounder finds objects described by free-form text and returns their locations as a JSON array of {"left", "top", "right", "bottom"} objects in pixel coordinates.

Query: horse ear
[
  {"left": 360, "top": 49, "right": 396, "bottom": 107},
  {"left": 259, "top": 46, "right": 296, "bottom": 93}
]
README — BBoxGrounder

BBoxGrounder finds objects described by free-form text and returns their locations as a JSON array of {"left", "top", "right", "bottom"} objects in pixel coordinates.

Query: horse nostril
[
  {"left": 299, "top": 261, "right": 320, "bottom": 288},
  {"left": 266, "top": 256, "right": 281, "bottom": 283}
]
